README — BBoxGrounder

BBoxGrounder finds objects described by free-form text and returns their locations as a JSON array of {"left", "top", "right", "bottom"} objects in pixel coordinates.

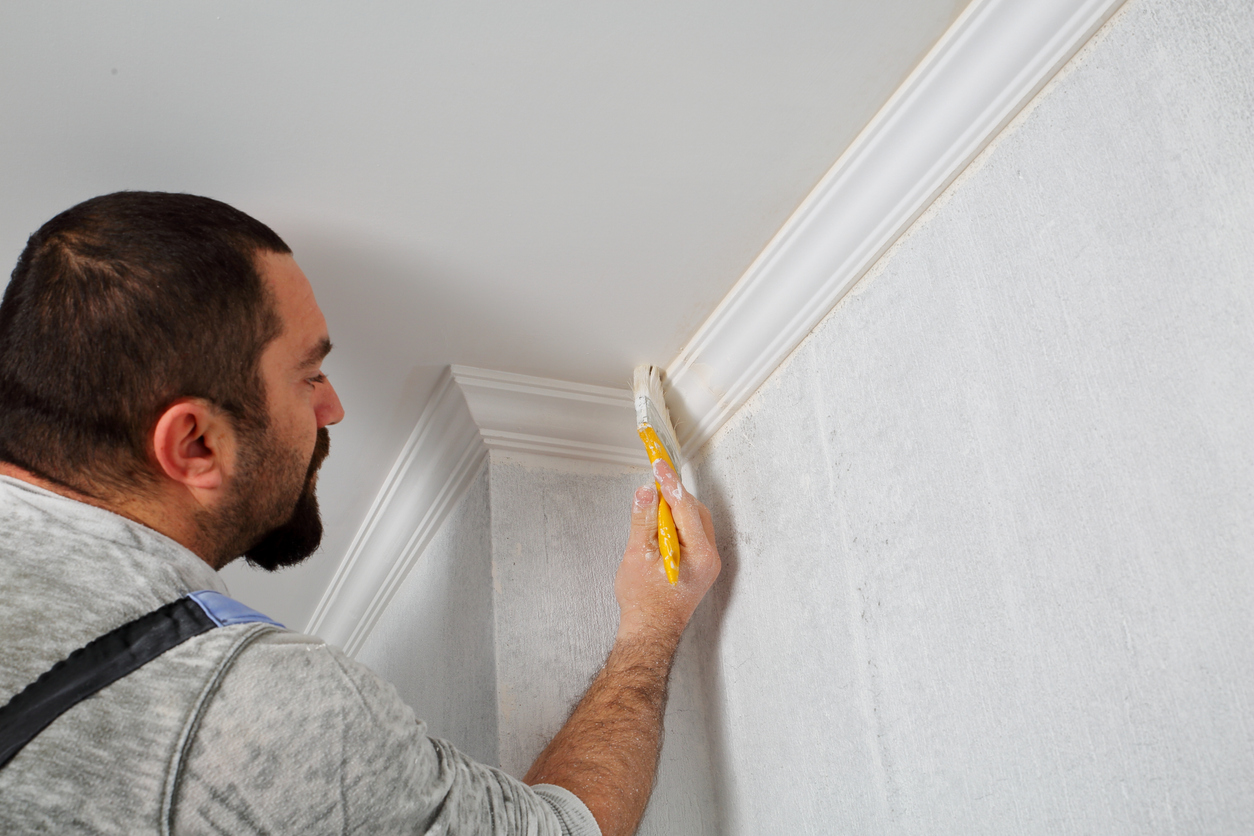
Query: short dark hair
[{"left": 0, "top": 191, "right": 290, "bottom": 493}]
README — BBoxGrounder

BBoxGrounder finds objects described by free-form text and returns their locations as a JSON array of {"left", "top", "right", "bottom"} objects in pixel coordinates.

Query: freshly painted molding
[
  {"left": 305, "top": 369, "right": 487, "bottom": 654},
  {"left": 451, "top": 365, "right": 646, "bottom": 467},
  {"left": 665, "top": 0, "right": 1127, "bottom": 456}
]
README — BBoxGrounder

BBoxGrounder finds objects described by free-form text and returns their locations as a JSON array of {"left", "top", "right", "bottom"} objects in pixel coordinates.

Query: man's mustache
[{"left": 306, "top": 427, "right": 331, "bottom": 484}]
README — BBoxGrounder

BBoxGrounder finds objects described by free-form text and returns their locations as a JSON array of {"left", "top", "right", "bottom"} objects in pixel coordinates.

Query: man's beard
[
  {"left": 243, "top": 425, "right": 328, "bottom": 570},
  {"left": 205, "top": 425, "right": 331, "bottom": 571}
]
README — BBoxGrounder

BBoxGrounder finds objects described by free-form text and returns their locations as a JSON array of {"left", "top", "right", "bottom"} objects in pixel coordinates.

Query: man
[{"left": 0, "top": 192, "right": 720, "bottom": 835}]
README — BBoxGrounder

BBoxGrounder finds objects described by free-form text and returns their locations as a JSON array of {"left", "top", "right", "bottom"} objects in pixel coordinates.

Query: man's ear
[{"left": 151, "top": 398, "right": 236, "bottom": 493}]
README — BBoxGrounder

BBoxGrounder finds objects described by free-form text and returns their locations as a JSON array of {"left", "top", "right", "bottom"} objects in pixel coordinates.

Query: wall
[
  {"left": 487, "top": 456, "right": 639, "bottom": 775},
  {"left": 356, "top": 0, "right": 1253, "bottom": 831},
  {"left": 687, "top": 0, "right": 1254, "bottom": 832},
  {"left": 488, "top": 454, "right": 719, "bottom": 835},
  {"left": 356, "top": 464, "right": 498, "bottom": 765}
]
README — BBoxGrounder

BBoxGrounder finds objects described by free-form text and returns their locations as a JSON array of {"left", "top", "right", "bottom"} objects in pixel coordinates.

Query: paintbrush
[{"left": 633, "top": 365, "right": 683, "bottom": 584}]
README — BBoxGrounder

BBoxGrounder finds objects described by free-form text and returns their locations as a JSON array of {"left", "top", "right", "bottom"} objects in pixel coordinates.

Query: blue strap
[{"left": 0, "top": 591, "right": 281, "bottom": 770}]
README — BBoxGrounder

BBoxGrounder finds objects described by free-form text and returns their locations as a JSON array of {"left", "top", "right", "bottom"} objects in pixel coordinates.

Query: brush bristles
[{"left": 632, "top": 365, "right": 682, "bottom": 468}]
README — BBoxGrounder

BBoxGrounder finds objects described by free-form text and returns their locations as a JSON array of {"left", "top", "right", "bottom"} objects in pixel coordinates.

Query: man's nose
[{"left": 316, "top": 379, "right": 345, "bottom": 427}]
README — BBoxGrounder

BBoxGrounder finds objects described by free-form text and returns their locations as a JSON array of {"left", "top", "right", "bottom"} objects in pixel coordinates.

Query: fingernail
[{"left": 633, "top": 485, "right": 655, "bottom": 510}]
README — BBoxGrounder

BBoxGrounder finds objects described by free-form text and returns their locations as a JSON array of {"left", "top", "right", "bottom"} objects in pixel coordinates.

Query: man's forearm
[{"left": 524, "top": 627, "right": 680, "bottom": 836}]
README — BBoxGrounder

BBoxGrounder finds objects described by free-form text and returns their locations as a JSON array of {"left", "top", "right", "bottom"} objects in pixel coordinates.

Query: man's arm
[{"left": 524, "top": 459, "right": 721, "bottom": 836}]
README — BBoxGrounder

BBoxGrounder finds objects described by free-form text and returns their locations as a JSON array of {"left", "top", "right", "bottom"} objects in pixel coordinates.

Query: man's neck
[
  {"left": 0, "top": 460, "right": 106, "bottom": 505},
  {"left": 0, "top": 461, "right": 217, "bottom": 568}
]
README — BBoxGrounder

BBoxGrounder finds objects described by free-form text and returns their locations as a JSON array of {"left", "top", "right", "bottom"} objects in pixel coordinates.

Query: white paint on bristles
[{"left": 633, "top": 364, "right": 683, "bottom": 470}]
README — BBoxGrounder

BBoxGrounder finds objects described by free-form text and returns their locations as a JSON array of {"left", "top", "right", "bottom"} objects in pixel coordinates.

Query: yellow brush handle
[{"left": 637, "top": 426, "right": 681, "bottom": 584}]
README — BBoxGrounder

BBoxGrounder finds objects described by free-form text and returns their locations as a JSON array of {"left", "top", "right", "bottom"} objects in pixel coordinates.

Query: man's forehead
[
  {"left": 258, "top": 251, "right": 313, "bottom": 305},
  {"left": 256, "top": 251, "right": 331, "bottom": 362}
]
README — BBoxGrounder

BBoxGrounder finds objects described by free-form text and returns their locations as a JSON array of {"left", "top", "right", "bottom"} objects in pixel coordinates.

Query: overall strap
[{"left": 0, "top": 590, "right": 282, "bottom": 769}]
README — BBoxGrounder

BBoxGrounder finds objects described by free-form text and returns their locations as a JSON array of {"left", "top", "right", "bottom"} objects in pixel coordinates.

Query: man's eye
[{"left": 308, "top": 373, "right": 328, "bottom": 386}]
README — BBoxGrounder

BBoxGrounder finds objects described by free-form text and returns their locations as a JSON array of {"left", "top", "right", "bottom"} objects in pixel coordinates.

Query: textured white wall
[
  {"left": 488, "top": 454, "right": 719, "bottom": 835},
  {"left": 355, "top": 0, "right": 1253, "bottom": 831},
  {"left": 487, "top": 457, "right": 634, "bottom": 775},
  {"left": 355, "top": 464, "right": 499, "bottom": 765},
  {"left": 688, "top": 0, "right": 1254, "bottom": 832}
]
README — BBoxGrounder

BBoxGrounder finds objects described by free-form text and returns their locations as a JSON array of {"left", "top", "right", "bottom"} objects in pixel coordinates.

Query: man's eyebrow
[{"left": 300, "top": 337, "right": 333, "bottom": 369}]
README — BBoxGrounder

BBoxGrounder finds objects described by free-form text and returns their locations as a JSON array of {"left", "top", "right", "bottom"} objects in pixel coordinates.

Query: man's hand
[
  {"left": 615, "top": 460, "right": 721, "bottom": 644},
  {"left": 524, "top": 460, "right": 721, "bottom": 836}
]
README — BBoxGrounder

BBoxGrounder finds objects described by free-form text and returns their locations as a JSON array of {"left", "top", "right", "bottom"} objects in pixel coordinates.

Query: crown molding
[
  {"left": 305, "top": 369, "right": 487, "bottom": 654},
  {"left": 664, "top": 0, "right": 1126, "bottom": 456},
  {"left": 308, "top": 0, "right": 1126, "bottom": 652},
  {"left": 451, "top": 365, "right": 646, "bottom": 467},
  {"left": 307, "top": 366, "right": 644, "bottom": 652}
]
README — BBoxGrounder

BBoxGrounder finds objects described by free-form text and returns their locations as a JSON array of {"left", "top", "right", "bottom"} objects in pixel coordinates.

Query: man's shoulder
[
  {"left": 177, "top": 631, "right": 597, "bottom": 836},
  {"left": 220, "top": 629, "right": 414, "bottom": 711},
  {"left": 199, "top": 627, "right": 429, "bottom": 753},
  {"left": 173, "top": 629, "right": 449, "bottom": 834},
  {"left": 0, "top": 473, "right": 229, "bottom": 701}
]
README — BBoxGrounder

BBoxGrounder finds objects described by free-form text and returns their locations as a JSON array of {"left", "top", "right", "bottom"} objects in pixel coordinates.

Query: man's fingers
[{"left": 651, "top": 460, "right": 708, "bottom": 551}]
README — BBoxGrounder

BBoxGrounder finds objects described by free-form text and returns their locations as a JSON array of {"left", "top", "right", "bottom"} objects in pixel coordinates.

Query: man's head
[{"left": 0, "top": 191, "right": 344, "bottom": 569}]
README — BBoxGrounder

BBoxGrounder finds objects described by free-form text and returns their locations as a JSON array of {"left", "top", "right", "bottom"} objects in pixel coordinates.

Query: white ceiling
[{"left": 1, "top": 0, "right": 966, "bottom": 629}]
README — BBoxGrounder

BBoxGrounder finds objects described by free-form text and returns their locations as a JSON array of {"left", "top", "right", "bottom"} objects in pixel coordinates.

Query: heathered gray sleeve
[{"left": 170, "top": 631, "right": 600, "bottom": 836}]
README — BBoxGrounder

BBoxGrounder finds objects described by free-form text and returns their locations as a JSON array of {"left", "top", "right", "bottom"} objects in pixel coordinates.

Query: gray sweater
[{"left": 0, "top": 476, "right": 599, "bottom": 835}]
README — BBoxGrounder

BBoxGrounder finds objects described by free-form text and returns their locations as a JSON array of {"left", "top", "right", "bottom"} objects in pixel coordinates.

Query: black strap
[{"left": 0, "top": 597, "right": 216, "bottom": 769}]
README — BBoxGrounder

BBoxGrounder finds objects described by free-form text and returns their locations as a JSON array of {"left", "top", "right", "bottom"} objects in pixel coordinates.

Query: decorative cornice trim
[
  {"left": 451, "top": 365, "right": 645, "bottom": 467},
  {"left": 306, "top": 366, "right": 644, "bottom": 653},
  {"left": 479, "top": 430, "right": 646, "bottom": 468},
  {"left": 308, "top": 0, "right": 1127, "bottom": 653},
  {"left": 664, "top": 0, "right": 1126, "bottom": 456},
  {"left": 305, "top": 369, "right": 487, "bottom": 654}
]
